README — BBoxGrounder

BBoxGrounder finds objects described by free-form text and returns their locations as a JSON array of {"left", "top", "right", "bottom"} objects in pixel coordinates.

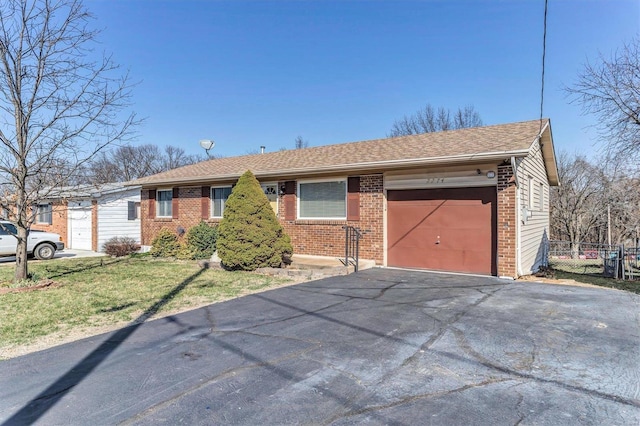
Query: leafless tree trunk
[{"left": 0, "top": 0, "right": 138, "bottom": 281}]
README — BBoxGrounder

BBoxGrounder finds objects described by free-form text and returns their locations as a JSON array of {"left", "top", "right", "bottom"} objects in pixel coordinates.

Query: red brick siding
[
  {"left": 141, "top": 187, "right": 209, "bottom": 245},
  {"left": 141, "top": 175, "right": 385, "bottom": 264},
  {"left": 278, "top": 174, "right": 383, "bottom": 263},
  {"left": 32, "top": 201, "right": 68, "bottom": 246},
  {"left": 497, "top": 164, "right": 517, "bottom": 277},
  {"left": 91, "top": 200, "right": 98, "bottom": 251}
]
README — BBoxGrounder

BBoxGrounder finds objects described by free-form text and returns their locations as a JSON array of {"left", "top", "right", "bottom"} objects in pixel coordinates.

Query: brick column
[
  {"left": 92, "top": 200, "right": 98, "bottom": 251},
  {"left": 497, "top": 164, "right": 517, "bottom": 278}
]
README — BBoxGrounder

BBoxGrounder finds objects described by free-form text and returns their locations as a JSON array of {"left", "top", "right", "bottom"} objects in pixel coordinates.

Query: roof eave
[
  {"left": 131, "top": 149, "right": 531, "bottom": 188},
  {"left": 528, "top": 119, "right": 559, "bottom": 186}
]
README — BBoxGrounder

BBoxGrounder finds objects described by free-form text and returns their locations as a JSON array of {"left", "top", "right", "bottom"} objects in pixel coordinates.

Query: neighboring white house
[{"left": 32, "top": 183, "right": 141, "bottom": 252}]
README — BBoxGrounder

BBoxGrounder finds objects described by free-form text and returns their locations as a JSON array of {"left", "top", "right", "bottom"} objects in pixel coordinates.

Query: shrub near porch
[{"left": 217, "top": 170, "right": 292, "bottom": 271}]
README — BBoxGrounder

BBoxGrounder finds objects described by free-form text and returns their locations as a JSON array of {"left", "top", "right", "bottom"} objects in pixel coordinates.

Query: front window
[
  {"left": 156, "top": 190, "right": 172, "bottom": 217},
  {"left": 36, "top": 204, "right": 52, "bottom": 225},
  {"left": 211, "top": 187, "right": 232, "bottom": 217},
  {"left": 298, "top": 180, "right": 346, "bottom": 219}
]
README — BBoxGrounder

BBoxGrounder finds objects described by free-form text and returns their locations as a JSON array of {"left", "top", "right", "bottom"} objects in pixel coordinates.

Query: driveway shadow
[{"left": 2, "top": 268, "right": 205, "bottom": 425}]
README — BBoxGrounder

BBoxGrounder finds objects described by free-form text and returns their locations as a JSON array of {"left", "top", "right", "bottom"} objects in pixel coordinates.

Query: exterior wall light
[{"left": 486, "top": 171, "right": 496, "bottom": 179}]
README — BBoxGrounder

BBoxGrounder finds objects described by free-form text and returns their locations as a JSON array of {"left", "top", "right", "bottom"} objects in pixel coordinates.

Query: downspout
[{"left": 511, "top": 156, "right": 524, "bottom": 277}]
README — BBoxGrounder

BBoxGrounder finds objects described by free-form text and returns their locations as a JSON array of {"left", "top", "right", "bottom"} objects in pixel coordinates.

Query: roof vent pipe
[{"left": 260, "top": 146, "right": 265, "bottom": 154}]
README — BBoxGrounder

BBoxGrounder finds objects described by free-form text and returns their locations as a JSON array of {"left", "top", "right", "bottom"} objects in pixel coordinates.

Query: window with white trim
[
  {"left": 128, "top": 201, "right": 141, "bottom": 220},
  {"left": 156, "top": 189, "right": 172, "bottom": 217},
  {"left": 538, "top": 182, "right": 544, "bottom": 211},
  {"left": 36, "top": 204, "right": 52, "bottom": 225},
  {"left": 211, "top": 186, "right": 232, "bottom": 218},
  {"left": 298, "top": 179, "right": 346, "bottom": 219}
]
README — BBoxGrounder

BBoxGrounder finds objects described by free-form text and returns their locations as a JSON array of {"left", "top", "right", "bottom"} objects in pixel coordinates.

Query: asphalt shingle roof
[{"left": 129, "top": 119, "right": 551, "bottom": 186}]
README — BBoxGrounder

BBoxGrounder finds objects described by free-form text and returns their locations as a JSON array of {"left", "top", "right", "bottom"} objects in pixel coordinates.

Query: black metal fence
[{"left": 547, "top": 240, "right": 640, "bottom": 280}]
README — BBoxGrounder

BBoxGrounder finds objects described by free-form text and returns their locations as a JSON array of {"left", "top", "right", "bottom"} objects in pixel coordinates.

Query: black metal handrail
[{"left": 343, "top": 226, "right": 362, "bottom": 272}]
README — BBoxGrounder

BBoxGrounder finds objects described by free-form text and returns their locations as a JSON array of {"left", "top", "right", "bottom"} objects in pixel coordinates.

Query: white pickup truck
[{"left": 0, "top": 221, "right": 65, "bottom": 260}]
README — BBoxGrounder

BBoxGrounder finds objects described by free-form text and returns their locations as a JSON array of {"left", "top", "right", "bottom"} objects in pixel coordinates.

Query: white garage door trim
[{"left": 385, "top": 169, "right": 497, "bottom": 190}]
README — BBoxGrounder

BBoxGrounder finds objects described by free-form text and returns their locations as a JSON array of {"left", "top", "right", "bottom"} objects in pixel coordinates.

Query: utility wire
[{"left": 539, "top": 0, "right": 548, "bottom": 135}]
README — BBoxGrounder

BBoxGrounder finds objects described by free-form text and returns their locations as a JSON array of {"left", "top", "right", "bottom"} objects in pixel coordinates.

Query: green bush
[
  {"left": 217, "top": 170, "right": 293, "bottom": 270},
  {"left": 175, "top": 244, "right": 196, "bottom": 260},
  {"left": 185, "top": 222, "right": 218, "bottom": 259},
  {"left": 102, "top": 236, "right": 140, "bottom": 257},
  {"left": 149, "top": 228, "right": 180, "bottom": 258}
]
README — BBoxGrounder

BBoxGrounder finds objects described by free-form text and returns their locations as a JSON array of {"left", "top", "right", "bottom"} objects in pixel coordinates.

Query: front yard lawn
[
  {"left": 552, "top": 269, "right": 640, "bottom": 294},
  {"left": 0, "top": 256, "right": 292, "bottom": 358}
]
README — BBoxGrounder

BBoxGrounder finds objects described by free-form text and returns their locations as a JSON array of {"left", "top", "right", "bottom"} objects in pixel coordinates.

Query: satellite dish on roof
[{"left": 199, "top": 139, "right": 215, "bottom": 157}]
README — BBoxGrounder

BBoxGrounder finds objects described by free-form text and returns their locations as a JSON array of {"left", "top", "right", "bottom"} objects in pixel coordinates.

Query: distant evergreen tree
[{"left": 217, "top": 170, "right": 293, "bottom": 270}]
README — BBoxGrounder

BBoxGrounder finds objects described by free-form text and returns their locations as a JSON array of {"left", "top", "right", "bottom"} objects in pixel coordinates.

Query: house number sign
[{"left": 425, "top": 178, "right": 445, "bottom": 184}]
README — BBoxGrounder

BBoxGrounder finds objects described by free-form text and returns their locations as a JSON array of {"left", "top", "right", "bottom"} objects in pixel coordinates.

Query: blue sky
[{"left": 91, "top": 0, "right": 639, "bottom": 159}]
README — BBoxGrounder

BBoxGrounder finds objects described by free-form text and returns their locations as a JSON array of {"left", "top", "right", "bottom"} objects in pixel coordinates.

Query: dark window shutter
[
  {"left": 172, "top": 188, "right": 179, "bottom": 219},
  {"left": 127, "top": 201, "right": 136, "bottom": 220},
  {"left": 148, "top": 189, "right": 156, "bottom": 218},
  {"left": 201, "top": 186, "right": 210, "bottom": 219},
  {"left": 284, "top": 180, "right": 296, "bottom": 221},
  {"left": 347, "top": 176, "right": 360, "bottom": 221}
]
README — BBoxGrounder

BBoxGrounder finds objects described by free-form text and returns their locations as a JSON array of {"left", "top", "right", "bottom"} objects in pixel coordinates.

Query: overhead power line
[{"left": 539, "top": 0, "right": 549, "bottom": 135}]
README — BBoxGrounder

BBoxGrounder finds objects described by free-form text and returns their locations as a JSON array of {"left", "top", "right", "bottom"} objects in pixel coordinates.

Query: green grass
[
  {"left": 548, "top": 259, "right": 604, "bottom": 275},
  {"left": 552, "top": 269, "right": 640, "bottom": 294},
  {"left": 0, "top": 256, "right": 290, "bottom": 352},
  {"left": 548, "top": 258, "right": 640, "bottom": 293}
]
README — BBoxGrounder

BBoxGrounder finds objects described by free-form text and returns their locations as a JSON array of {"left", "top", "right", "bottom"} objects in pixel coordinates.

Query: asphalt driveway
[{"left": 1, "top": 269, "right": 639, "bottom": 425}]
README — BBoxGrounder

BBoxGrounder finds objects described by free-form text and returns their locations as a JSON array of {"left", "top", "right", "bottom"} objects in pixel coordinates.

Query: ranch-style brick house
[{"left": 129, "top": 119, "right": 558, "bottom": 278}]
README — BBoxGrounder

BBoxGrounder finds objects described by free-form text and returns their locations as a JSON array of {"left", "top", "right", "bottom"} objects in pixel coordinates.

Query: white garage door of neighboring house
[{"left": 68, "top": 201, "right": 92, "bottom": 250}]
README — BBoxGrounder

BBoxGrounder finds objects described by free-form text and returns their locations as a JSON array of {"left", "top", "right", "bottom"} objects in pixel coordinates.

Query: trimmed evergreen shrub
[
  {"left": 149, "top": 228, "right": 180, "bottom": 258},
  {"left": 217, "top": 170, "right": 293, "bottom": 270},
  {"left": 102, "top": 236, "right": 140, "bottom": 257},
  {"left": 175, "top": 244, "right": 196, "bottom": 260},
  {"left": 185, "top": 222, "right": 218, "bottom": 259}
]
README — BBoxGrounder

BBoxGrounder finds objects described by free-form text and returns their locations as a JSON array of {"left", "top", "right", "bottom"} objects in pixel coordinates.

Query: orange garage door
[{"left": 387, "top": 187, "right": 497, "bottom": 275}]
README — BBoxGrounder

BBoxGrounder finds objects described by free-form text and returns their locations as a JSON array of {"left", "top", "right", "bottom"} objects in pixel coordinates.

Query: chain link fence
[{"left": 547, "top": 240, "right": 640, "bottom": 280}]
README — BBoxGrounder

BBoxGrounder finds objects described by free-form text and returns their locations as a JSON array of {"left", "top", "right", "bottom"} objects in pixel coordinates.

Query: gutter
[{"left": 127, "top": 149, "right": 531, "bottom": 187}]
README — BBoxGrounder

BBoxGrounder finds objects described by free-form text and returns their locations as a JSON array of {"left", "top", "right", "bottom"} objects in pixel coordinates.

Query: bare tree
[
  {"left": 0, "top": 0, "right": 137, "bottom": 281},
  {"left": 389, "top": 104, "right": 482, "bottom": 137},
  {"left": 600, "top": 162, "right": 640, "bottom": 245},
  {"left": 567, "top": 36, "right": 640, "bottom": 160},
  {"left": 550, "top": 152, "right": 607, "bottom": 256},
  {"left": 89, "top": 144, "right": 203, "bottom": 184},
  {"left": 162, "top": 145, "right": 203, "bottom": 170},
  {"left": 294, "top": 135, "right": 308, "bottom": 149}
]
